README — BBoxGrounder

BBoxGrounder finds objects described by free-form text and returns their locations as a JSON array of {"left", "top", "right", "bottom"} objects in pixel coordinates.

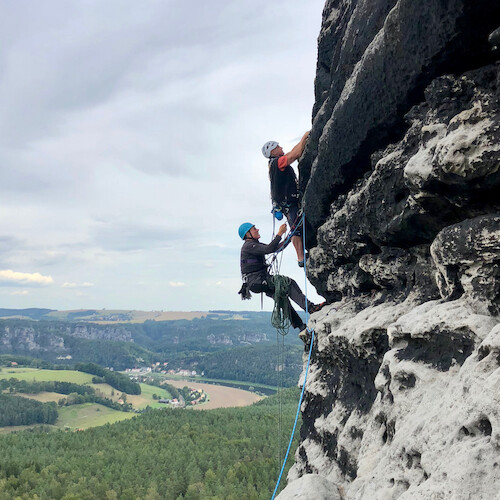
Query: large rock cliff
[{"left": 278, "top": 1, "right": 500, "bottom": 499}]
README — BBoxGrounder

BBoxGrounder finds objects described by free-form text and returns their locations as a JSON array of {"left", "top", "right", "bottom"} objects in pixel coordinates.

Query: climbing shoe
[
  {"left": 308, "top": 302, "right": 326, "bottom": 314},
  {"left": 298, "top": 253, "right": 310, "bottom": 268}
]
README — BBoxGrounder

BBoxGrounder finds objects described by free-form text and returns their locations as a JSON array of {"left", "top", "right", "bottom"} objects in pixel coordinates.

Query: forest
[
  {"left": 0, "top": 394, "right": 58, "bottom": 426},
  {"left": 174, "top": 344, "right": 303, "bottom": 387},
  {"left": 75, "top": 362, "right": 142, "bottom": 394},
  {"left": 0, "top": 318, "right": 306, "bottom": 497},
  {"left": 0, "top": 378, "right": 94, "bottom": 396},
  {"left": 0, "top": 388, "right": 301, "bottom": 499}
]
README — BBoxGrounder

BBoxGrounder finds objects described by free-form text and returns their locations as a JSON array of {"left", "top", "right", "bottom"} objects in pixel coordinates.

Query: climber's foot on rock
[{"left": 308, "top": 302, "right": 326, "bottom": 314}]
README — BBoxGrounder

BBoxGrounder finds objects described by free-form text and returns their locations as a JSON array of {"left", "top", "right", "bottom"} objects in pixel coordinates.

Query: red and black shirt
[{"left": 269, "top": 155, "right": 299, "bottom": 205}]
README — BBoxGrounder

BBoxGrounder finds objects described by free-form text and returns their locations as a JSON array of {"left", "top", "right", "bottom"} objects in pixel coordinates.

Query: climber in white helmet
[{"left": 262, "top": 131, "right": 310, "bottom": 267}]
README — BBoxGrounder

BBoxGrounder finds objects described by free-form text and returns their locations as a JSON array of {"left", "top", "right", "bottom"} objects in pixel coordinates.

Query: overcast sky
[{"left": 0, "top": 0, "right": 326, "bottom": 312}]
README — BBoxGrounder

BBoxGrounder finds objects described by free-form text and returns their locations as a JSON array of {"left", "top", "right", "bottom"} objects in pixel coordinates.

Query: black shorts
[{"left": 283, "top": 204, "right": 302, "bottom": 237}]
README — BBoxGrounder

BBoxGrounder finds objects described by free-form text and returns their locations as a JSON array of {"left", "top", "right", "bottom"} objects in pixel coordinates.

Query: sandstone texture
[{"left": 278, "top": 1, "right": 500, "bottom": 499}]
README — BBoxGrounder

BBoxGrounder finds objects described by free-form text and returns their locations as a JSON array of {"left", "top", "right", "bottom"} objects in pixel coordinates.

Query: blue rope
[
  {"left": 270, "top": 211, "right": 314, "bottom": 500},
  {"left": 270, "top": 328, "right": 315, "bottom": 499},
  {"left": 273, "top": 212, "right": 305, "bottom": 256}
]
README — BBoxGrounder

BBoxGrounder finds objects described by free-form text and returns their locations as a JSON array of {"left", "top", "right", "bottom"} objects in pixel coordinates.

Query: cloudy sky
[{"left": 0, "top": 0, "right": 326, "bottom": 312}]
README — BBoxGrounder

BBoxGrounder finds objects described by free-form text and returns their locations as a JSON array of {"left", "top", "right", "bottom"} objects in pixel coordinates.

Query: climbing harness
[{"left": 270, "top": 209, "right": 316, "bottom": 500}]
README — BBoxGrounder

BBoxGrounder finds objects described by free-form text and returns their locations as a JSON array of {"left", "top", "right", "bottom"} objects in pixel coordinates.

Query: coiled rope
[{"left": 270, "top": 275, "right": 292, "bottom": 336}]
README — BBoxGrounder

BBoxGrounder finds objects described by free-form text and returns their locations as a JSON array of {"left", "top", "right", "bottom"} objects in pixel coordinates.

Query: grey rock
[
  {"left": 489, "top": 26, "right": 500, "bottom": 47},
  {"left": 288, "top": 2, "right": 500, "bottom": 499},
  {"left": 276, "top": 474, "right": 342, "bottom": 500},
  {"left": 70, "top": 324, "right": 132, "bottom": 342},
  {"left": 307, "top": 64, "right": 500, "bottom": 304},
  {"left": 206, "top": 334, "right": 232, "bottom": 345},
  {"left": 0, "top": 321, "right": 134, "bottom": 358},
  {"left": 431, "top": 214, "right": 500, "bottom": 314},
  {"left": 0, "top": 325, "right": 67, "bottom": 354},
  {"left": 301, "top": 0, "right": 500, "bottom": 231}
]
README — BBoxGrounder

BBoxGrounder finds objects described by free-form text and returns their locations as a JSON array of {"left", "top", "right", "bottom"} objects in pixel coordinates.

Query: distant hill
[
  {"left": 0, "top": 308, "right": 256, "bottom": 324},
  {"left": 0, "top": 308, "right": 56, "bottom": 320},
  {"left": 0, "top": 312, "right": 304, "bottom": 385}
]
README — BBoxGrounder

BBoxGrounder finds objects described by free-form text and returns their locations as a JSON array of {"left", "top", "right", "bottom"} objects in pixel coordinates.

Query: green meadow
[
  {"left": 0, "top": 368, "right": 173, "bottom": 431},
  {"left": 55, "top": 403, "right": 136, "bottom": 429},
  {"left": 0, "top": 367, "right": 94, "bottom": 384}
]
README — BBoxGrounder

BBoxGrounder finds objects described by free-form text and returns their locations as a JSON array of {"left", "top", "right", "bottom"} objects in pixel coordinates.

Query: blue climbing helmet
[{"left": 238, "top": 222, "right": 254, "bottom": 240}]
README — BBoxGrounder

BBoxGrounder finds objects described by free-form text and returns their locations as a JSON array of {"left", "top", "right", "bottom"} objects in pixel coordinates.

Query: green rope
[{"left": 271, "top": 274, "right": 292, "bottom": 336}]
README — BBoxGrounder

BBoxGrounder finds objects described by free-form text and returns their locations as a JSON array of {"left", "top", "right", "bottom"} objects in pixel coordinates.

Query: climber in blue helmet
[
  {"left": 237, "top": 222, "right": 324, "bottom": 335},
  {"left": 262, "top": 131, "right": 310, "bottom": 267}
]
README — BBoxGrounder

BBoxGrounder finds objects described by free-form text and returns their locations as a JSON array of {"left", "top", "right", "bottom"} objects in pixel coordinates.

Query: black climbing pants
[{"left": 248, "top": 275, "right": 309, "bottom": 330}]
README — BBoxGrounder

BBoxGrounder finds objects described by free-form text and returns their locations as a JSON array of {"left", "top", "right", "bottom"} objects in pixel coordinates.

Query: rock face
[
  {"left": 69, "top": 324, "right": 133, "bottom": 342},
  {"left": 206, "top": 332, "right": 269, "bottom": 345},
  {"left": 0, "top": 325, "right": 67, "bottom": 353},
  {"left": 0, "top": 322, "right": 133, "bottom": 356},
  {"left": 278, "top": 1, "right": 500, "bottom": 499}
]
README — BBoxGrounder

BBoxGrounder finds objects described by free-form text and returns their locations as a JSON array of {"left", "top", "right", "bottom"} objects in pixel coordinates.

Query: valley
[{"left": 0, "top": 364, "right": 264, "bottom": 432}]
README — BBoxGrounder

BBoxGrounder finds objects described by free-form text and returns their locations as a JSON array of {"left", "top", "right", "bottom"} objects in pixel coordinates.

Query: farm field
[
  {"left": 43, "top": 309, "right": 221, "bottom": 323},
  {"left": 93, "top": 382, "right": 172, "bottom": 409},
  {"left": 1, "top": 368, "right": 173, "bottom": 408},
  {"left": 0, "top": 367, "right": 94, "bottom": 384},
  {"left": 0, "top": 307, "right": 253, "bottom": 323},
  {"left": 1, "top": 367, "right": 264, "bottom": 434},
  {"left": 55, "top": 403, "right": 136, "bottom": 429},
  {"left": 156, "top": 373, "right": 277, "bottom": 393},
  {"left": 17, "top": 385, "right": 171, "bottom": 409},
  {"left": 165, "top": 379, "right": 263, "bottom": 410},
  {"left": 0, "top": 404, "right": 137, "bottom": 433},
  {"left": 0, "top": 367, "right": 177, "bottom": 432},
  {"left": 18, "top": 391, "right": 66, "bottom": 403},
  {"left": 130, "top": 383, "right": 171, "bottom": 409}
]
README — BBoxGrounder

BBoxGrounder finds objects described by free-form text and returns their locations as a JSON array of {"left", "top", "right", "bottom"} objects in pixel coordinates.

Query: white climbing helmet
[{"left": 262, "top": 141, "right": 279, "bottom": 158}]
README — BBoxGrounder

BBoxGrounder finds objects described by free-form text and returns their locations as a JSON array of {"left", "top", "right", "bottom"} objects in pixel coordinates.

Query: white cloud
[
  {"left": 169, "top": 282, "right": 185, "bottom": 288},
  {"left": 11, "top": 290, "right": 29, "bottom": 296},
  {"left": 0, "top": 270, "right": 53, "bottom": 286},
  {"left": 62, "top": 282, "right": 94, "bottom": 288}
]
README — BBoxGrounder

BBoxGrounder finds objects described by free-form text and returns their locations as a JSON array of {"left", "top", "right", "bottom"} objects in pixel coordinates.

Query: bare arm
[{"left": 284, "top": 131, "right": 310, "bottom": 165}]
